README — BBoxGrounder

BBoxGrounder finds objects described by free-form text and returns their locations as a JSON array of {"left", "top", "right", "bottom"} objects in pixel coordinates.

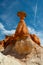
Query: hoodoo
[
  {"left": 0, "top": 11, "right": 40, "bottom": 50},
  {"left": 13, "top": 11, "right": 40, "bottom": 45},
  {"left": 15, "top": 12, "right": 29, "bottom": 38}
]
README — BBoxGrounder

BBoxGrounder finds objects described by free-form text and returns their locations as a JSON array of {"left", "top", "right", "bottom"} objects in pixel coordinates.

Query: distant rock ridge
[{"left": 0, "top": 11, "right": 40, "bottom": 50}]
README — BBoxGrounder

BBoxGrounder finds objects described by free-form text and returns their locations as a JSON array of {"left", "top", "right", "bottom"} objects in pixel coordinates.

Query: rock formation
[
  {"left": 30, "top": 34, "right": 40, "bottom": 45},
  {"left": 0, "top": 11, "right": 40, "bottom": 50},
  {"left": 0, "top": 11, "right": 42, "bottom": 65},
  {"left": 0, "top": 37, "right": 41, "bottom": 65},
  {"left": 0, "top": 40, "right": 4, "bottom": 51},
  {"left": 14, "top": 12, "right": 29, "bottom": 38},
  {"left": 0, "top": 41, "right": 4, "bottom": 48}
]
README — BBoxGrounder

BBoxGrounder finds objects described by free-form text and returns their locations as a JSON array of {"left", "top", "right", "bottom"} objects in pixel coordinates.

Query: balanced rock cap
[{"left": 17, "top": 12, "right": 26, "bottom": 18}]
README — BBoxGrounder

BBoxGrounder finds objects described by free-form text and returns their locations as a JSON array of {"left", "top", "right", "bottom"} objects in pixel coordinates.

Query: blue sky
[{"left": 0, "top": 0, "right": 43, "bottom": 46}]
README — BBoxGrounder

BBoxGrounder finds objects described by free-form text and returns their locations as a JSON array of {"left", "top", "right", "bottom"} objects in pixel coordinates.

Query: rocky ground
[{"left": 0, "top": 37, "right": 43, "bottom": 65}]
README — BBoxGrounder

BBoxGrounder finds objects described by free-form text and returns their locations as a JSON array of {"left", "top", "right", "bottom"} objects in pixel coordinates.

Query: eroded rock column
[{"left": 15, "top": 12, "right": 29, "bottom": 38}]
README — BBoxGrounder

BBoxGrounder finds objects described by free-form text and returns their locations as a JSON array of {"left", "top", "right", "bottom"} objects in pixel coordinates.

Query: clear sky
[{"left": 0, "top": 0, "right": 43, "bottom": 46}]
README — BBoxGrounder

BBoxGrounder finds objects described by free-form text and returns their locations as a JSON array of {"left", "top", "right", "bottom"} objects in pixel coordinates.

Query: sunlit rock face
[
  {"left": 2, "top": 37, "right": 39, "bottom": 56},
  {"left": 30, "top": 34, "right": 40, "bottom": 46},
  {"left": 0, "top": 41, "right": 4, "bottom": 51},
  {"left": 15, "top": 20, "right": 29, "bottom": 37},
  {"left": 15, "top": 12, "right": 29, "bottom": 37},
  {"left": 12, "top": 37, "right": 33, "bottom": 55}
]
